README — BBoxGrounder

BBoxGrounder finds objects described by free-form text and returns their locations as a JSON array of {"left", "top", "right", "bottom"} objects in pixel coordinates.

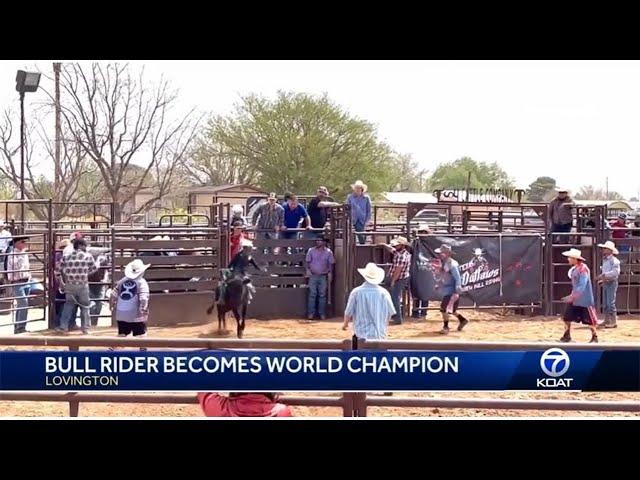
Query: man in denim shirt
[
  {"left": 346, "top": 180, "right": 372, "bottom": 245},
  {"left": 596, "top": 241, "right": 620, "bottom": 329},
  {"left": 434, "top": 244, "right": 469, "bottom": 334}
]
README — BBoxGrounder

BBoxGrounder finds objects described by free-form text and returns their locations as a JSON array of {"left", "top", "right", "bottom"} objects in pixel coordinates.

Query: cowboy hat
[
  {"left": 562, "top": 248, "right": 585, "bottom": 261},
  {"left": 473, "top": 248, "right": 484, "bottom": 256},
  {"left": 597, "top": 240, "right": 619, "bottom": 255},
  {"left": 556, "top": 187, "right": 569, "bottom": 193},
  {"left": 124, "top": 259, "right": 150, "bottom": 280},
  {"left": 416, "top": 222, "right": 431, "bottom": 232},
  {"left": 390, "top": 236, "right": 409, "bottom": 247},
  {"left": 434, "top": 244, "right": 452, "bottom": 254},
  {"left": 240, "top": 239, "right": 254, "bottom": 248},
  {"left": 357, "top": 262, "right": 385, "bottom": 285},
  {"left": 351, "top": 180, "right": 368, "bottom": 192}
]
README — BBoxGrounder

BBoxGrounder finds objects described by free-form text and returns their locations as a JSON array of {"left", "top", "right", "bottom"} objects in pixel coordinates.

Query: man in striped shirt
[
  {"left": 380, "top": 236, "right": 411, "bottom": 325},
  {"left": 55, "top": 238, "right": 99, "bottom": 334},
  {"left": 343, "top": 263, "right": 396, "bottom": 340}
]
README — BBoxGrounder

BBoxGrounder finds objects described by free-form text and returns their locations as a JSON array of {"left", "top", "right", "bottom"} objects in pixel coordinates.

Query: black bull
[{"left": 206, "top": 275, "right": 249, "bottom": 338}]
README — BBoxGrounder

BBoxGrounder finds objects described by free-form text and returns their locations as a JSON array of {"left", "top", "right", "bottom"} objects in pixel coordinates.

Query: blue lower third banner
[{"left": 0, "top": 349, "right": 638, "bottom": 391}]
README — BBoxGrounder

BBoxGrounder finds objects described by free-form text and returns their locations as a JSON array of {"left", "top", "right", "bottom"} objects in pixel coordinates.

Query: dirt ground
[{"left": 1, "top": 310, "right": 639, "bottom": 418}]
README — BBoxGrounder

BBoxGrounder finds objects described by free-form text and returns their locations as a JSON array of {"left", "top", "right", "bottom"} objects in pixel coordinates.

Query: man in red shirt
[
  {"left": 229, "top": 220, "right": 246, "bottom": 260},
  {"left": 198, "top": 392, "right": 292, "bottom": 417},
  {"left": 609, "top": 213, "right": 629, "bottom": 253}
]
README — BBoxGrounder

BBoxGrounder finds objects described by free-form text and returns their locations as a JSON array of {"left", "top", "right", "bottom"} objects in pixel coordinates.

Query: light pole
[{"left": 15, "top": 70, "right": 41, "bottom": 225}]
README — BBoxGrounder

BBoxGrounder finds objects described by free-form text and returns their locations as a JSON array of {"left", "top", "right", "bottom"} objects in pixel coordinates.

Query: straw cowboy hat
[
  {"left": 240, "top": 239, "right": 254, "bottom": 248},
  {"left": 124, "top": 259, "right": 150, "bottom": 280},
  {"left": 416, "top": 222, "right": 431, "bottom": 232},
  {"left": 597, "top": 240, "right": 619, "bottom": 255},
  {"left": 562, "top": 248, "right": 585, "bottom": 261},
  {"left": 351, "top": 180, "right": 368, "bottom": 192},
  {"left": 390, "top": 236, "right": 409, "bottom": 247},
  {"left": 358, "top": 262, "right": 385, "bottom": 285}
]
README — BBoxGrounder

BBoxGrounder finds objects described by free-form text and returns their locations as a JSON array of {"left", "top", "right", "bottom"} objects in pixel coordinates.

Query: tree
[
  {"left": 425, "top": 157, "right": 514, "bottom": 191},
  {"left": 54, "top": 63, "right": 200, "bottom": 222},
  {"left": 526, "top": 176, "right": 556, "bottom": 202},
  {"left": 574, "top": 185, "right": 625, "bottom": 201},
  {"left": 183, "top": 91, "right": 418, "bottom": 199}
]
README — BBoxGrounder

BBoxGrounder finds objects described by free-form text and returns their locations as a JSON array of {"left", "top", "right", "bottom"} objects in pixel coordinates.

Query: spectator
[
  {"left": 0, "top": 221, "right": 12, "bottom": 253},
  {"left": 560, "top": 248, "right": 598, "bottom": 343},
  {"left": 282, "top": 194, "right": 311, "bottom": 240},
  {"left": 342, "top": 262, "right": 395, "bottom": 340},
  {"left": 305, "top": 236, "right": 335, "bottom": 320},
  {"left": 55, "top": 238, "right": 99, "bottom": 335},
  {"left": 63, "top": 231, "right": 83, "bottom": 256},
  {"left": 346, "top": 180, "right": 372, "bottom": 245},
  {"left": 379, "top": 236, "right": 411, "bottom": 325},
  {"left": 252, "top": 192, "right": 284, "bottom": 240},
  {"left": 198, "top": 392, "right": 292, "bottom": 417},
  {"left": 548, "top": 189, "right": 574, "bottom": 241},
  {"left": 88, "top": 252, "right": 110, "bottom": 326},
  {"left": 609, "top": 213, "right": 629, "bottom": 254},
  {"left": 6, "top": 235, "right": 43, "bottom": 334},
  {"left": 596, "top": 240, "right": 620, "bottom": 329},
  {"left": 53, "top": 239, "right": 77, "bottom": 329},
  {"left": 306, "top": 186, "right": 340, "bottom": 238},
  {"left": 110, "top": 259, "right": 150, "bottom": 344}
]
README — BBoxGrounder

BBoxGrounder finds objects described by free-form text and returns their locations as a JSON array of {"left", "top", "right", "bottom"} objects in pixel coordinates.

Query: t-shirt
[
  {"left": 307, "top": 197, "right": 327, "bottom": 229},
  {"left": 283, "top": 204, "right": 308, "bottom": 229},
  {"left": 112, "top": 277, "right": 150, "bottom": 323}
]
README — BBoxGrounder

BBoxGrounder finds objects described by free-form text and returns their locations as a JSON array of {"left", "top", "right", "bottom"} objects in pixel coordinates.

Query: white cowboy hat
[
  {"left": 150, "top": 235, "right": 164, "bottom": 241},
  {"left": 390, "top": 236, "right": 409, "bottom": 247},
  {"left": 351, "top": 180, "right": 368, "bottom": 192},
  {"left": 597, "top": 240, "right": 619, "bottom": 255},
  {"left": 416, "top": 222, "right": 431, "bottom": 232},
  {"left": 562, "top": 248, "right": 585, "bottom": 261},
  {"left": 124, "top": 259, "right": 150, "bottom": 280},
  {"left": 240, "top": 239, "right": 254, "bottom": 248},
  {"left": 435, "top": 244, "right": 452, "bottom": 254},
  {"left": 357, "top": 262, "right": 385, "bottom": 285},
  {"left": 473, "top": 248, "right": 484, "bottom": 256}
]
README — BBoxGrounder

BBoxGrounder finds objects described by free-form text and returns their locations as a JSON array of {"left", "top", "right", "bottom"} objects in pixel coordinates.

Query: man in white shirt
[{"left": 0, "top": 222, "right": 12, "bottom": 253}]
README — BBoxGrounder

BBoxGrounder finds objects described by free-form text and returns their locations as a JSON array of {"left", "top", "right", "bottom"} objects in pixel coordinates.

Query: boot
[
  {"left": 605, "top": 313, "right": 618, "bottom": 329},
  {"left": 597, "top": 314, "right": 609, "bottom": 329}
]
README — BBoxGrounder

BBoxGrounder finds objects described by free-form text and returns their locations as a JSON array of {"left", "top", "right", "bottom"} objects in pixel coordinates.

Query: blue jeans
[
  {"left": 60, "top": 284, "right": 91, "bottom": 332},
  {"left": 602, "top": 281, "right": 618, "bottom": 315},
  {"left": 354, "top": 220, "right": 366, "bottom": 245},
  {"left": 307, "top": 274, "right": 328, "bottom": 317},
  {"left": 390, "top": 277, "right": 410, "bottom": 323},
  {"left": 13, "top": 282, "right": 44, "bottom": 333}
]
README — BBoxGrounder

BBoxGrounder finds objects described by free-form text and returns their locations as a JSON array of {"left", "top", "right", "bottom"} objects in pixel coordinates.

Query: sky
[{"left": 1, "top": 60, "right": 639, "bottom": 198}]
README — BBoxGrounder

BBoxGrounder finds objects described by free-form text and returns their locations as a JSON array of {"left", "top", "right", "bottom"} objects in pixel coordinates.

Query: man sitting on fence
[
  {"left": 560, "top": 248, "right": 598, "bottom": 343},
  {"left": 198, "top": 392, "right": 292, "bottom": 417},
  {"left": 218, "top": 239, "right": 263, "bottom": 305}
]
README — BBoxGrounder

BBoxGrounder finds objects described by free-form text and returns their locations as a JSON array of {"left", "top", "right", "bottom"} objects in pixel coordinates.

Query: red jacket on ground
[{"left": 197, "top": 393, "right": 293, "bottom": 417}]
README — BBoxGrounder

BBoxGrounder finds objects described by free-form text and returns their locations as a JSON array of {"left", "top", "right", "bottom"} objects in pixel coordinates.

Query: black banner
[{"left": 410, "top": 235, "right": 542, "bottom": 305}]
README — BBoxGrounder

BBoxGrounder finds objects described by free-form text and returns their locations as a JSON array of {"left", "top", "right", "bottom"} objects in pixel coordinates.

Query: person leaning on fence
[
  {"left": 282, "top": 193, "right": 311, "bottom": 240},
  {"left": 346, "top": 180, "right": 372, "bottom": 245},
  {"left": 379, "top": 236, "right": 411, "bottom": 325},
  {"left": 596, "top": 241, "right": 620, "bottom": 329},
  {"left": 55, "top": 238, "right": 99, "bottom": 335},
  {"left": 560, "top": 248, "right": 598, "bottom": 343},
  {"left": 548, "top": 188, "right": 574, "bottom": 241},
  {"left": 609, "top": 213, "right": 630, "bottom": 253},
  {"left": 307, "top": 186, "right": 341, "bottom": 238},
  {"left": 197, "top": 392, "right": 292, "bottom": 417},
  {"left": 305, "top": 236, "right": 335, "bottom": 320},
  {"left": 109, "top": 259, "right": 150, "bottom": 346},
  {"left": 252, "top": 192, "right": 284, "bottom": 241},
  {"left": 434, "top": 244, "right": 469, "bottom": 334},
  {"left": 6, "top": 235, "right": 44, "bottom": 334},
  {"left": 343, "top": 262, "right": 396, "bottom": 341}
]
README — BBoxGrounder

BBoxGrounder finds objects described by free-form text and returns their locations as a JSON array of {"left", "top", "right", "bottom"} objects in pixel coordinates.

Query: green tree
[
  {"left": 183, "top": 91, "right": 418, "bottom": 199},
  {"left": 527, "top": 176, "right": 557, "bottom": 202},
  {"left": 574, "top": 185, "right": 625, "bottom": 201},
  {"left": 425, "top": 157, "right": 514, "bottom": 191}
]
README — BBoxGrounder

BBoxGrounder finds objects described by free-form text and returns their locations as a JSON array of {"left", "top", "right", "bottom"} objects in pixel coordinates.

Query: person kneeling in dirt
[
  {"left": 217, "top": 239, "right": 263, "bottom": 305},
  {"left": 198, "top": 392, "right": 292, "bottom": 417},
  {"left": 109, "top": 259, "right": 150, "bottom": 350}
]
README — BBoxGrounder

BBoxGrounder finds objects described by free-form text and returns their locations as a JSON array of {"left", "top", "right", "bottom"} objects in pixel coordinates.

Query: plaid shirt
[
  {"left": 391, "top": 248, "right": 411, "bottom": 279},
  {"left": 6, "top": 249, "right": 31, "bottom": 282}
]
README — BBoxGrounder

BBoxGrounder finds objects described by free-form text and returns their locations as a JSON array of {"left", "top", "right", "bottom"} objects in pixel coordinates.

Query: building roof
[
  {"left": 574, "top": 200, "right": 633, "bottom": 210},
  {"left": 382, "top": 192, "right": 438, "bottom": 204},
  {"left": 187, "top": 184, "right": 266, "bottom": 194}
]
